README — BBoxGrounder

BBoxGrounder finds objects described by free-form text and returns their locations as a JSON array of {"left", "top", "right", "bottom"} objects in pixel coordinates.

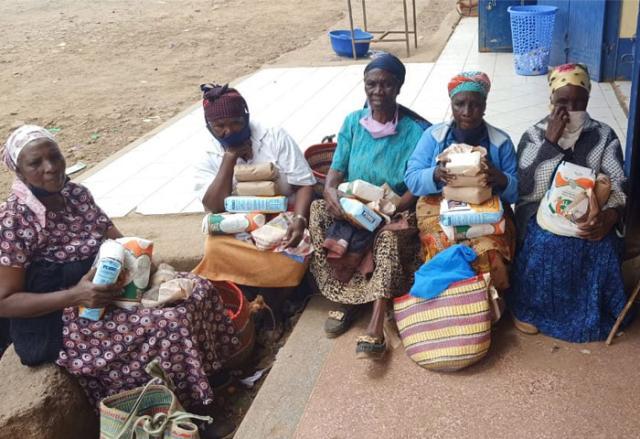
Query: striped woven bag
[
  {"left": 100, "top": 359, "right": 212, "bottom": 439},
  {"left": 393, "top": 275, "right": 491, "bottom": 372}
]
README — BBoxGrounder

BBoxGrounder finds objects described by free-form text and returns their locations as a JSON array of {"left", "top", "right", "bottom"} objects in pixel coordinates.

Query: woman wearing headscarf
[
  {"left": 509, "top": 63, "right": 629, "bottom": 342},
  {"left": 0, "top": 125, "right": 238, "bottom": 434},
  {"left": 310, "top": 53, "right": 431, "bottom": 359},
  {"left": 192, "top": 84, "right": 316, "bottom": 304},
  {"left": 404, "top": 71, "right": 518, "bottom": 304}
]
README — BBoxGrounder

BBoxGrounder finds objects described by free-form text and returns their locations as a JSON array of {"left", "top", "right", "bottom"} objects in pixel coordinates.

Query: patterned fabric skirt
[
  {"left": 56, "top": 273, "right": 238, "bottom": 408},
  {"left": 509, "top": 219, "right": 629, "bottom": 343},
  {"left": 416, "top": 196, "right": 515, "bottom": 291},
  {"left": 309, "top": 200, "right": 421, "bottom": 305}
]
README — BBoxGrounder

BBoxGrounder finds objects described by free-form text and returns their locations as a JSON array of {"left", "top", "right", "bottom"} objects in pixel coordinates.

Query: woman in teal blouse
[{"left": 309, "top": 53, "right": 430, "bottom": 360}]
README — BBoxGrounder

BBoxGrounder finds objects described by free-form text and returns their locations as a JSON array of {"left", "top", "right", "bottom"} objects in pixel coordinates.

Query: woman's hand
[
  {"left": 545, "top": 106, "right": 569, "bottom": 144},
  {"left": 224, "top": 140, "right": 253, "bottom": 162},
  {"left": 284, "top": 217, "right": 306, "bottom": 249},
  {"left": 70, "top": 267, "right": 124, "bottom": 308},
  {"left": 479, "top": 159, "right": 508, "bottom": 190},
  {"left": 323, "top": 186, "right": 344, "bottom": 219},
  {"left": 577, "top": 209, "right": 618, "bottom": 241},
  {"left": 434, "top": 162, "right": 455, "bottom": 185}
]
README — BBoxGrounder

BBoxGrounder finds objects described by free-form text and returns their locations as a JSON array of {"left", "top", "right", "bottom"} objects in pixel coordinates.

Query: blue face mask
[
  {"left": 28, "top": 176, "right": 69, "bottom": 197},
  {"left": 208, "top": 114, "right": 252, "bottom": 149}
]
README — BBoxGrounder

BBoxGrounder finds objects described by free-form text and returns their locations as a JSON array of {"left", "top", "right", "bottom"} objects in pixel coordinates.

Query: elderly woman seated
[
  {"left": 310, "top": 53, "right": 430, "bottom": 359},
  {"left": 0, "top": 126, "right": 237, "bottom": 435},
  {"left": 192, "top": 84, "right": 316, "bottom": 314},
  {"left": 404, "top": 71, "right": 518, "bottom": 307},
  {"left": 509, "top": 64, "right": 630, "bottom": 342}
]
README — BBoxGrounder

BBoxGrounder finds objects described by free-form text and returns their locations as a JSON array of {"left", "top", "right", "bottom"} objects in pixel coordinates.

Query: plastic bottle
[{"left": 79, "top": 240, "right": 125, "bottom": 321}]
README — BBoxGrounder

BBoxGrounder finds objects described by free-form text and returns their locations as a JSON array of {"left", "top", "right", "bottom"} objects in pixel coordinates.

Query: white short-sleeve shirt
[{"left": 193, "top": 121, "right": 316, "bottom": 202}]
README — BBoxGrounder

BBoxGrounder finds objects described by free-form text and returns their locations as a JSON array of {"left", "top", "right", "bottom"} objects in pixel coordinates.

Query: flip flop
[
  {"left": 324, "top": 305, "right": 359, "bottom": 338},
  {"left": 355, "top": 334, "right": 386, "bottom": 360}
]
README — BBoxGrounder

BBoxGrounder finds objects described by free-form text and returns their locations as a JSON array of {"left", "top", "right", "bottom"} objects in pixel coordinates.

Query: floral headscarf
[
  {"left": 448, "top": 71, "right": 491, "bottom": 99},
  {"left": 548, "top": 63, "right": 591, "bottom": 94},
  {"left": 2, "top": 125, "right": 57, "bottom": 172}
]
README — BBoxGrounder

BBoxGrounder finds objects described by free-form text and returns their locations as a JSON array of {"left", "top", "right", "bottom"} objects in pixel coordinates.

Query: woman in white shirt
[{"left": 192, "top": 84, "right": 316, "bottom": 293}]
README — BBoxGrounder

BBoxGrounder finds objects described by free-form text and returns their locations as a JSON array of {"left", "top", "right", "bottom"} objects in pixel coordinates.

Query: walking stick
[{"left": 606, "top": 280, "right": 640, "bottom": 345}]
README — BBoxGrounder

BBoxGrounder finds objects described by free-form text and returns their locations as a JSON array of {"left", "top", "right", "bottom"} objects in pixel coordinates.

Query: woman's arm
[
  {"left": 404, "top": 130, "right": 443, "bottom": 196},
  {"left": 106, "top": 225, "right": 124, "bottom": 240},
  {"left": 201, "top": 142, "right": 253, "bottom": 213},
  {"left": 323, "top": 168, "right": 345, "bottom": 218},
  {"left": 284, "top": 185, "right": 314, "bottom": 248},
  {"left": 0, "top": 266, "right": 121, "bottom": 318},
  {"left": 396, "top": 191, "right": 417, "bottom": 213}
]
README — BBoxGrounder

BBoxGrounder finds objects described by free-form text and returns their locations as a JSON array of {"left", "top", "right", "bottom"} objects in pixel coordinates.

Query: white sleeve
[
  {"left": 193, "top": 150, "right": 221, "bottom": 202},
  {"left": 274, "top": 128, "right": 317, "bottom": 187}
]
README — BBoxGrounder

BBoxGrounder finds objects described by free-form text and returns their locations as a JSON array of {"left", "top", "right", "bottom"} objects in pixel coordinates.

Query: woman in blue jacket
[{"left": 404, "top": 71, "right": 518, "bottom": 298}]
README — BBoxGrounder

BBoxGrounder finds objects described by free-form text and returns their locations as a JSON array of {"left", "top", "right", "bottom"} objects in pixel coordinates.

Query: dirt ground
[{"left": 0, "top": 0, "right": 458, "bottom": 196}]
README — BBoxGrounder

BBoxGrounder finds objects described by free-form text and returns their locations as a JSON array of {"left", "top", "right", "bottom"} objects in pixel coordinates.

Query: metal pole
[
  {"left": 347, "top": 0, "right": 357, "bottom": 60},
  {"left": 412, "top": 0, "right": 418, "bottom": 48},
  {"left": 362, "top": 0, "right": 368, "bottom": 32},
  {"left": 402, "top": 0, "right": 410, "bottom": 57}
]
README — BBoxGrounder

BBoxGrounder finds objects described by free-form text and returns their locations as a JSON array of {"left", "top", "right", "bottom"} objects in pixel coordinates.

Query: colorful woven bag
[
  {"left": 215, "top": 281, "right": 255, "bottom": 369},
  {"left": 393, "top": 275, "right": 491, "bottom": 372},
  {"left": 100, "top": 359, "right": 211, "bottom": 439}
]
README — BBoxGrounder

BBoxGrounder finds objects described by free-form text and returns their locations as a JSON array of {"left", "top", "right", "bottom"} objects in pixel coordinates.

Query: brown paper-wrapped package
[
  {"left": 234, "top": 162, "right": 279, "bottom": 182},
  {"left": 446, "top": 174, "right": 485, "bottom": 187},
  {"left": 443, "top": 185, "right": 492, "bottom": 205},
  {"left": 235, "top": 181, "right": 279, "bottom": 196}
]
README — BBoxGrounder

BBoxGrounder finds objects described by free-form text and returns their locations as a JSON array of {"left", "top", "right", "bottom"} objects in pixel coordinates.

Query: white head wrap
[{"left": 2, "top": 125, "right": 57, "bottom": 171}]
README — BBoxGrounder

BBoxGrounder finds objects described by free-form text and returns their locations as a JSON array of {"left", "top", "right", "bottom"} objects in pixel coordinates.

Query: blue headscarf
[{"left": 364, "top": 53, "right": 406, "bottom": 86}]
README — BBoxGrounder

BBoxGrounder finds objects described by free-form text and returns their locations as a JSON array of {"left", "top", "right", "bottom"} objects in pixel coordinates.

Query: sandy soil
[{"left": 0, "top": 0, "right": 458, "bottom": 196}]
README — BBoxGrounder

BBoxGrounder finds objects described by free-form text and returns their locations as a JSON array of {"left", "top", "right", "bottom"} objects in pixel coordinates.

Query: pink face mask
[{"left": 359, "top": 107, "right": 399, "bottom": 139}]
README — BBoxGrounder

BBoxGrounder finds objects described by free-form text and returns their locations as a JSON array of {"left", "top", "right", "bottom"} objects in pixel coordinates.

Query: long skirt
[
  {"left": 309, "top": 200, "right": 421, "bottom": 305},
  {"left": 192, "top": 235, "right": 307, "bottom": 288},
  {"left": 415, "top": 196, "right": 516, "bottom": 291},
  {"left": 56, "top": 273, "right": 238, "bottom": 408},
  {"left": 509, "top": 219, "right": 628, "bottom": 343}
]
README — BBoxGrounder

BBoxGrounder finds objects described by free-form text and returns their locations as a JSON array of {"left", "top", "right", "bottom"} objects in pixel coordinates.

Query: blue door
[
  {"left": 625, "top": 8, "right": 640, "bottom": 232},
  {"left": 539, "top": 0, "right": 607, "bottom": 80},
  {"left": 478, "top": 0, "right": 523, "bottom": 52}
]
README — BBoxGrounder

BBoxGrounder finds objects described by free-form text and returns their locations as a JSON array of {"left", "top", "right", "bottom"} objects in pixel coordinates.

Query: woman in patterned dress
[
  {"left": 509, "top": 64, "right": 630, "bottom": 342},
  {"left": 404, "top": 71, "right": 518, "bottom": 307},
  {"left": 0, "top": 126, "right": 238, "bottom": 425},
  {"left": 310, "top": 53, "right": 430, "bottom": 359}
]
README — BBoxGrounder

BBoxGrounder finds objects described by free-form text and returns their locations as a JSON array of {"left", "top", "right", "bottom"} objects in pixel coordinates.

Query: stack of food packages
[
  {"left": 337, "top": 180, "right": 401, "bottom": 231},
  {"left": 438, "top": 144, "right": 505, "bottom": 243},
  {"left": 202, "top": 162, "right": 312, "bottom": 262}
]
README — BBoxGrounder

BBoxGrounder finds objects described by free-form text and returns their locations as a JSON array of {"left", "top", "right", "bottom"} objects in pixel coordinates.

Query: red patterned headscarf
[{"left": 447, "top": 71, "right": 491, "bottom": 99}]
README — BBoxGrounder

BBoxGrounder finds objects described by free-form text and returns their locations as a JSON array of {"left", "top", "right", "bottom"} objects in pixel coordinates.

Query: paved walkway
[{"left": 80, "top": 17, "right": 629, "bottom": 218}]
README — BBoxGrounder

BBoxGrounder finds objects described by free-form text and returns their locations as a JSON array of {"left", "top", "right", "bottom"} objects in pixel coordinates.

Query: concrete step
[{"left": 236, "top": 298, "right": 640, "bottom": 438}]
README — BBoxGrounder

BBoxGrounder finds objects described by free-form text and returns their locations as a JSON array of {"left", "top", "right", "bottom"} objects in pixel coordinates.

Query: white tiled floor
[{"left": 81, "top": 18, "right": 629, "bottom": 217}]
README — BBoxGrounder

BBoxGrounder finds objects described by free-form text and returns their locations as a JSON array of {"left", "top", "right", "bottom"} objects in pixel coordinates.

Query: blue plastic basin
[{"left": 329, "top": 29, "right": 374, "bottom": 58}]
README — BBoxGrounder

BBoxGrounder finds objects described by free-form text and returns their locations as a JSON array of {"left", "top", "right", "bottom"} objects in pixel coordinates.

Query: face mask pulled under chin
[
  {"left": 565, "top": 111, "right": 587, "bottom": 131},
  {"left": 27, "top": 175, "right": 69, "bottom": 197}
]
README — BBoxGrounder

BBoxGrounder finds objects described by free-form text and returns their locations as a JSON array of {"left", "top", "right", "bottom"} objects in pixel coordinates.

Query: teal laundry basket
[{"left": 508, "top": 5, "right": 558, "bottom": 76}]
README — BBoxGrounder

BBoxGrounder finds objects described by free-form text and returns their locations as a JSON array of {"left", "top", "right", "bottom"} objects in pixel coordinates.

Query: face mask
[
  {"left": 557, "top": 111, "right": 588, "bottom": 150},
  {"left": 359, "top": 106, "right": 398, "bottom": 139},
  {"left": 565, "top": 111, "right": 587, "bottom": 132},
  {"left": 208, "top": 114, "right": 252, "bottom": 148},
  {"left": 28, "top": 175, "right": 69, "bottom": 197}
]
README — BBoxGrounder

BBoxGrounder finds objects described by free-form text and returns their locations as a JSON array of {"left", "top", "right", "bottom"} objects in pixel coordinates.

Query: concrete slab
[
  {"left": 234, "top": 296, "right": 336, "bottom": 439},
  {"left": 292, "top": 321, "right": 640, "bottom": 439}
]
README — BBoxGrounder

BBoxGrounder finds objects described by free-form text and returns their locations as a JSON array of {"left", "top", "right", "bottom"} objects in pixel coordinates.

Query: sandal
[
  {"left": 513, "top": 317, "right": 539, "bottom": 335},
  {"left": 324, "top": 305, "right": 359, "bottom": 338},
  {"left": 355, "top": 334, "right": 386, "bottom": 360}
]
